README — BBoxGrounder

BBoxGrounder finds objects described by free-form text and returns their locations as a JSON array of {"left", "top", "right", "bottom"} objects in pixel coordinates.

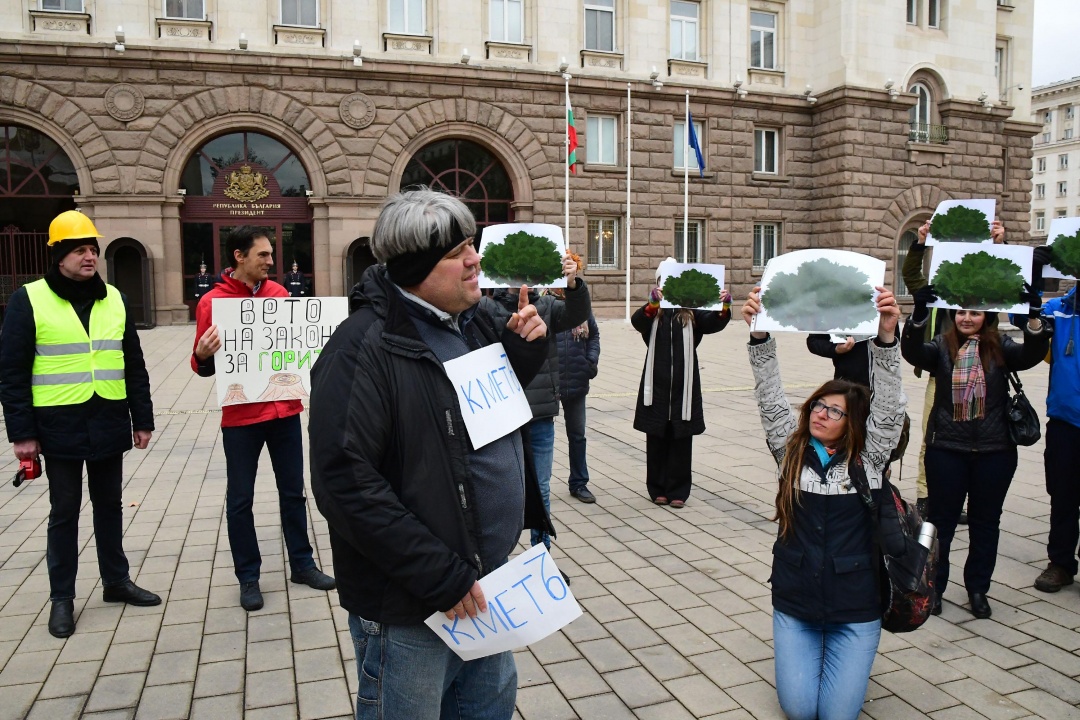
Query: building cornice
[{"left": 1003, "top": 119, "right": 1044, "bottom": 138}]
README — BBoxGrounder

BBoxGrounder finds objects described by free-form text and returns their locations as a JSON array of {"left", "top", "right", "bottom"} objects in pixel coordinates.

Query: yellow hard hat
[{"left": 48, "top": 210, "right": 103, "bottom": 246}]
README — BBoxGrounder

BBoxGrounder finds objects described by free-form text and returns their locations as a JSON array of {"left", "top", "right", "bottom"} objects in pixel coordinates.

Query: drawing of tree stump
[
  {"left": 222, "top": 383, "right": 249, "bottom": 405},
  {"left": 256, "top": 373, "right": 309, "bottom": 402}
]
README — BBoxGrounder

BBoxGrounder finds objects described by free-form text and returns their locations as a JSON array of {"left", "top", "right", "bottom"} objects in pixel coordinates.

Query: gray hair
[{"left": 370, "top": 187, "right": 477, "bottom": 263}]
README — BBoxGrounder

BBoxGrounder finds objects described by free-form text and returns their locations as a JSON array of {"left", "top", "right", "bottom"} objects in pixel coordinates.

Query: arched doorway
[
  {"left": 0, "top": 124, "right": 79, "bottom": 318},
  {"left": 400, "top": 138, "right": 514, "bottom": 242},
  {"left": 179, "top": 131, "right": 313, "bottom": 318},
  {"left": 344, "top": 236, "right": 377, "bottom": 294},
  {"left": 106, "top": 238, "right": 154, "bottom": 328}
]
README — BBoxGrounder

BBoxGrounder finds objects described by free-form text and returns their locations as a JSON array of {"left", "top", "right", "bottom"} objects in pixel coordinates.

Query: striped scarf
[{"left": 951, "top": 335, "right": 986, "bottom": 422}]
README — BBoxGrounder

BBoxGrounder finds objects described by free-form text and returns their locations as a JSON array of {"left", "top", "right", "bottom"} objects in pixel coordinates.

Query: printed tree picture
[
  {"left": 481, "top": 230, "right": 563, "bottom": 285},
  {"left": 929, "top": 205, "right": 992, "bottom": 243},
  {"left": 1049, "top": 229, "right": 1080, "bottom": 278},
  {"left": 662, "top": 268, "right": 722, "bottom": 309},
  {"left": 760, "top": 258, "right": 877, "bottom": 331},
  {"left": 933, "top": 251, "right": 1024, "bottom": 310}
]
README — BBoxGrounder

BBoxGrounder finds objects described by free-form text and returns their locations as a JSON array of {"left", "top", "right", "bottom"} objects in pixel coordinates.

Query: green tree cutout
[
  {"left": 662, "top": 269, "right": 722, "bottom": 308},
  {"left": 481, "top": 231, "right": 563, "bottom": 285},
  {"left": 933, "top": 251, "right": 1024, "bottom": 309},
  {"left": 760, "top": 258, "right": 877, "bottom": 331},
  {"left": 1049, "top": 229, "right": 1080, "bottom": 278},
  {"left": 929, "top": 205, "right": 992, "bottom": 243}
]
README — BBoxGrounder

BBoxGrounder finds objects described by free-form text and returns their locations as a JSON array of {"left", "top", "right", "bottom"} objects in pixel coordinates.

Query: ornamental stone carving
[
  {"left": 104, "top": 83, "right": 145, "bottom": 122},
  {"left": 339, "top": 93, "right": 376, "bottom": 130}
]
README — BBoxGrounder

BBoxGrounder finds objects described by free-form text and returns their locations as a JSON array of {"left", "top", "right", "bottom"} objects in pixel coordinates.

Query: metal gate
[{"left": 0, "top": 225, "right": 49, "bottom": 320}]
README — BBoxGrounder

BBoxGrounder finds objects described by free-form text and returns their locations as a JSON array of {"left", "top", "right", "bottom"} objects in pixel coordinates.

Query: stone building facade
[
  {"left": 0, "top": 0, "right": 1040, "bottom": 324},
  {"left": 1030, "top": 77, "right": 1080, "bottom": 240}
]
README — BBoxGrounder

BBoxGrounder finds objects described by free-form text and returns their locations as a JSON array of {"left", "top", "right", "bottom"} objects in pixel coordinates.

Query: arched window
[
  {"left": 908, "top": 82, "right": 933, "bottom": 142},
  {"left": 179, "top": 131, "right": 310, "bottom": 196},
  {"left": 0, "top": 125, "right": 79, "bottom": 199},
  {"left": 896, "top": 223, "right": 929, "bottom": 297},
  {"left": 401, "top": 139, "right": 514, "bottom": 240}
]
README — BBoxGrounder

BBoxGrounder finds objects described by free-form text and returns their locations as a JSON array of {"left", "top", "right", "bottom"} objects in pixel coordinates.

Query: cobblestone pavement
[{"left": 2, "top": 316, "right": 1078, "bottom": 720}]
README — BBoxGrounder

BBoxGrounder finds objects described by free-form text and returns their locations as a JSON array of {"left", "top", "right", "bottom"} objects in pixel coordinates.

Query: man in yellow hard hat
[{"left": 0, "top": 210, "right": 160, "bottom": 638}]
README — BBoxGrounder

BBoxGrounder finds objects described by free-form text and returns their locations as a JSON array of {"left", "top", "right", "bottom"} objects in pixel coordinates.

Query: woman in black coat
[
  {"left": 901, "top": 286, "right": 1051, "bottom": 619},
  {"left": 631, "top": 278, "right": 730, "bottom": 507}
]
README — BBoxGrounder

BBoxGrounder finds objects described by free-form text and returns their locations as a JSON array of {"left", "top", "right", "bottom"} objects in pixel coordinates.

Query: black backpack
[{"left": 848, "top": 459, "right": 939, "bottom": 633}]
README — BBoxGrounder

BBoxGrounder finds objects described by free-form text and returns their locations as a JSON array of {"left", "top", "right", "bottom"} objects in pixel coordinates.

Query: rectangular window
[
  {"left": 1042, "top": 132, "right": 1052, "bottom": 144},
  {"left": 389, "top": 0, "right": 425, "bottom": 34},
  {"left": 1058, "top": 209, "right": 1068, "bottom": 218},
  {"left": 1067, "top": 107, "right": 1075, "bottom": 119},
  {"left": 1036, "top": 157, "right": 1046, "bottom": 172},
  {"left": 165, "top": 0, "right": 204, "bottom": 18},
  {"left": 750, "top": 11, "right": 777, "bottom": 70},
  {"left": 673, "top": 120, "right": 704, "bottom": 171},
  {"left": 1065, "top": 129, "right": 1074, "bottom": 140},
  {"left": 1060, "top": 154, "right": 1070, "bottom": 170},
  {"left": 753, "top": 223, "right": 780, "bottom": 269},
  {"left": 906, "top": 0, "right": 916, "bottom": 24},
  {"left": 1036, "top": 183, "right": 1045, "bottom": 199},
  {"left": 585, "top": 0, "right": 615, "bottom": 52},
  {"left": 41, "top": 0, "right": 82, "bottom": 9},
  {"left": 489, "top": 0, "right": 523, "bottom": 43},
  {"left": 674, "top": 221, "right": 702, "bottom": 263},
  {"left": 754, "top": 128, "right": 778, "bottom": 174},
  {"left": 1035, "top": 212, "right": 1045, "bottom": 231},
  {"left": 587, "top": 217, "right": 619, "bottom": 268},
  {"left": 928, "top": 0, "right": 941, "bottom": 28},
  {"left": 1059, "top": 182, "right": 1068, "bottom": 197},
  {"left": 281, "top": 0, "right": 317, "bottom": 26},
  {"left": 670, "top": 1, "right": 699, "bottom": 61},
  {"left": 586, "top": 114, "right": 618, "bottom": 165},
  {"left": 1044, "top": 111, "right": 1053, "bottom": 124}
]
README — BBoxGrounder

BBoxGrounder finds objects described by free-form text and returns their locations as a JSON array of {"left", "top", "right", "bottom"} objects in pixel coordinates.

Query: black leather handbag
[{"left": 1006, "top": 371, "right": 1041, "bottom": 447}]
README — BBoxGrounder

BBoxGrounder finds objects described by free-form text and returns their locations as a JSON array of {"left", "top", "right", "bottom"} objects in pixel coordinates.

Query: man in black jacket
[
  {"left": 308, "top": 189, "right": 552, "bottom": 720},
  {"left": 0, "top": 211, "right": 160, "bottom": 639}
]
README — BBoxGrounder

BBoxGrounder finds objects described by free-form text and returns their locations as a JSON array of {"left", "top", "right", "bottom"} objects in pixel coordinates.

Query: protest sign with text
[
  {"left": 211, "top": 297, "right": 349, "bottom": 407},
  {"left": 424, "top": 544, "right": 582, "bottom": 661},
  {"left": 442, "top": 342, "right": 532, "bottom": 449}
]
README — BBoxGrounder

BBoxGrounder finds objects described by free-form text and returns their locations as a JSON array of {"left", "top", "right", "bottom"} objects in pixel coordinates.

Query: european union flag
[{"left": 687, "top": 112, "right": 705, "bottom": 178}]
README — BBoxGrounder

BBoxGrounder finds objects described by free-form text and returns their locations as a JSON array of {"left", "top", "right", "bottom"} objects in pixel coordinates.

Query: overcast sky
[{"left": 1032, "top": 0, "right": 1080, "bottom": 87}]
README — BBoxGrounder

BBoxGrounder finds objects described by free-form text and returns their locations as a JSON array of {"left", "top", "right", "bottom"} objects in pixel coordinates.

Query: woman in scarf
[
  {"left": 901, "top": 285, "right": 1051, "bottom": 619},
  {"left": 744, "top": 285, "right": 905, "bottom": 720},
  {"left": 631, "top": 266, "right": 731, "bottom": 507}
]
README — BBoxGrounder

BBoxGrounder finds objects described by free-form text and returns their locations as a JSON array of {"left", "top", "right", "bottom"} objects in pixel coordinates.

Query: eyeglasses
[{"left": 810, "top": 399, "right": 847, "bottom": 422}]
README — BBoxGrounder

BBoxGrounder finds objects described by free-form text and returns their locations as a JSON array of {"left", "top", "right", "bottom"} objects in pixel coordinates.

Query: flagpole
[
  {"left": 683, "top": 90, "right": 689, "bottom": 263},
  {"left": 564, "top": 75, "right": 571, "bottom": 253},
  {"left": 625, "top": 82, "right": 632, "bottom": 322}
]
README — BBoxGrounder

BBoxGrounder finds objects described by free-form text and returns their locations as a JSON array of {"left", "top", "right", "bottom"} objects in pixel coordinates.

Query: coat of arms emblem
[{"left": 223, "top": 165, "right": 270, "bottom": 202}]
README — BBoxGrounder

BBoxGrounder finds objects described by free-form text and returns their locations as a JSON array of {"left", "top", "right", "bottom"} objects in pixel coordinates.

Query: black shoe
[
  {"left": 48, "top": 600, "right": 75, "bottom": 638},
  {"left": 931, "top": 598, "right": 942, "bottom": 616},
  {"left": 290, "top": 567, "right": 336, "bottom": 591},
  {"left": 969, "top": 592, "right": 992, "bottom": 619},
  {"left": 571, "top": 487, "right": 596, "bottom": 504},
  {"left": 916, "top": 497, "right": 928, "bottom": 519},
  {"left": 102, "top": 580, "right": 161, "bottom": 607},
  {"left": 240, "top": 581, "right": 264, "bottom": 611}
]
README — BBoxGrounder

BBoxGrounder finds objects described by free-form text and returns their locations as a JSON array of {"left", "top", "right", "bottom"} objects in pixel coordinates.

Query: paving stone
[
  {"left": 514, "top": 650, "right": 550, "bottom": 688},
  {"left": 85, "top": 672, "right": 146, "bottom": 713},
  {"left": 245, "top": 668, "right": 297, "bottom": 709},
  {"left": 603, "top": 666, "right": 672, "bottom": 708},
  {"left": 874, "top": 669, "right": 961, "bottom": 714},
  {"left": 199, "top": 630, "right": 246, "bottom": 663},
  {"left": 100, "top": 641, "right": 155, "bottom": 676},
  {"left": 154, "top": 623, "right": 203, "bottom": 653},
  {"left": 247, "top": 638, "right": 294, "bottom": 673},
  {"left": 0, "top": 647, "right": 60, "bottom": 685},
  {"left": 1006, "top": 688, "right": 1080, "bottom": 720},
  {"left": 578, "top": 637, "right": 639, "bottom": 673},
  {"left": 146, "top": 650, "right": 199, "bottom": 686},
  {"left": 193, "top": 659, "right": 245, "bottom": 698},
  {"left": 297, "top": 677, "right": 352, "bottom": 719},
  {"left": 632, "top": 644, "right": 696, "bottom": 681},
  {"left": 243, "top": 705, "right": 301, "bottom": 720},
  {"left": 688, "top": 649, "right": 759, "bottom": 690},
  {"left": 294, "top": 647, "right": 344, "bottom": 684},
  {"left": 24, "top": 695, "right": 86, "bottom": 720},
  {"left": 545, "top": 658, "right": 610, "bottom": 699},
  {"left": 189, "top": 693, "right": 244, "bottom": 719},
  {"left": 723, "top": 679, "right": 786, "bottom": 717},
  {"left": 515, "top": 683, "right": 578, "bottom": 720},
  {"left": 292, "top": 619, "right": 339, "bottom": 651},
  {"left": 133, "top": 682, "right": 193, "bottom": 720},
  {"left": 568, "top": 692, "right": 638, "bottom": 719},
  {"left": 1010, "top": 663, "right": 1080, "bottom": 704},
  {"left": 937, "top": 678, "right": 1030, "bottom": 720},
  {"left": 39, "top": 660, "right": 102, "bottom": 699},
  {"left": 946, "top": 655, "right": 1033, "bottom": 695}
]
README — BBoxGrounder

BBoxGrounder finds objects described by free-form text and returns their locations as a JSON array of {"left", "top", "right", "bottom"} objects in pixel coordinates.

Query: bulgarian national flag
[{"left": 566, "top": 93, "right": 579, "bottom": 174}]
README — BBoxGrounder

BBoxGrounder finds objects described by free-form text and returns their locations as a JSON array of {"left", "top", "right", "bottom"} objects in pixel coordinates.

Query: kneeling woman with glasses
[{"left": 743, "top": 286, "right": 906, "bottom": 720}]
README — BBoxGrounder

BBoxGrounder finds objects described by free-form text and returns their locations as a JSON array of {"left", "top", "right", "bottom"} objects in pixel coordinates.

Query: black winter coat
[
  {"left": 480, "top": 280, "right": 592, "bottom": 419},
  {"left": 556, "top": 315, "right": 600, "bottom": 400},
  {"left": 901, "top": 318, "right": 1051, "bottom": 453},
  {"left": 805, "top": 334, "right": 872, "bottom": 388},
  {"left": 309, "top": 265, "right": 554, "bottom": 624},
  {"left": 0, "top": 282, "right": 154, "bottom": 461},
  {"left": 631, "top": 306, "right": 729, "bottom": 437}
]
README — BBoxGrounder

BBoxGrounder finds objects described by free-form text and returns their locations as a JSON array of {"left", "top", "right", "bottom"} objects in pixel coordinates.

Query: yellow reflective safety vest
[{"left": 24, "top": 279, "right": 127, "bottom": 407}]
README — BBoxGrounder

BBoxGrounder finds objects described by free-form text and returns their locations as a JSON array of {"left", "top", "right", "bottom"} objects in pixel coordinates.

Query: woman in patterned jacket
[{"left": 743, "top": 285, "right": 906, "bottom": 720}]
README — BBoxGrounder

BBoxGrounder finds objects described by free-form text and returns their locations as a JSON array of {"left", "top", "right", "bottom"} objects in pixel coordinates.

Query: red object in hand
[{"left": 13, "top": 456, "right": 41, "bottom": 487}]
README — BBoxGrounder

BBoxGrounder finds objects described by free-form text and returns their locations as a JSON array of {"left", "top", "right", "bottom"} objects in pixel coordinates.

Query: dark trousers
[
  {"left": 561, "top": 394, "right": 590, "bottom": 492},
  {"left": 221, "top": 414, "right": 315, "bottom": 583},
  {"left": 45, "top": 455, "right": 130, "bottom": 601},
  {"left": 645, "top": 426, "right": 694, "bottom": 502},
  {"left": 925, "top": 446, "right": 1018, "bottom": 597},
  {"left": 1045, "top": 419, "right": 1080, "bottom": 575}
]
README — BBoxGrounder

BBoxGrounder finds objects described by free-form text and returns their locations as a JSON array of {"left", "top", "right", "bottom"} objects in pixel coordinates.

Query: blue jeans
[
  {"left": 773, "top": 609, "right": 881, "bottom": 720},
  {"left": 348, "top": 614, "right": 517, "bottom": 720},
  {"left": 221, "top": 414, "right": 315, "bottom": 583},
  {"left": 45, "top": 455, "right": 131, "bottom": 601},
  {"left": 560, "top": 394, "right": 589, "bottom": 493},
  {"left": 528, "top": 418, "right": 554, "bottom": 549}
]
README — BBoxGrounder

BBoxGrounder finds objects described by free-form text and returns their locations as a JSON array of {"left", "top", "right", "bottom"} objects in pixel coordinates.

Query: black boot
[
  {"left": 48, "top": 600, "right": 75, "bottom": 638},
  {"left": 103, "top": 580, "right": 162, "bottom": 606},
  {"left": 968, "top": 592, "right": 992, "bottom": 619}
]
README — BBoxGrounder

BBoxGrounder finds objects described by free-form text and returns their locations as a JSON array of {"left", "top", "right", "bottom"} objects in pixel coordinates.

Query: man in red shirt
[{"left": 191, "top": 226, "right": 334, "bottom": 611}]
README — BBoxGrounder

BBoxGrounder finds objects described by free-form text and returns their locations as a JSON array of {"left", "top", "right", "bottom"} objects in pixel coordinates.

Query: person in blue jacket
[
  {"left": 555, "top": 307, "right": 601, "bottom": 503},
  {"left": 1034, "top": 282, "right": 1080, "bottom": 593}
]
